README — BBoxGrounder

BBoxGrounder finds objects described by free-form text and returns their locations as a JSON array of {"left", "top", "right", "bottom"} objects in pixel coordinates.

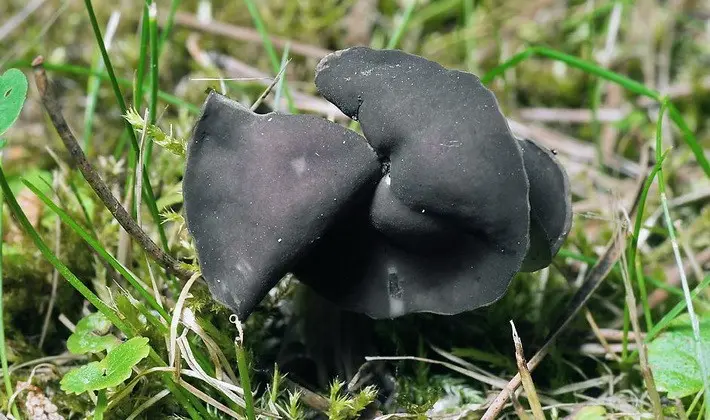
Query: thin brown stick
[
  {"left": 168, "top": 12, "right": 332, "bottom": 60},
  {"left": 595, "top": 328, "right": 645, "bottom": 342},
  {"left": 31, "top": 56, "right": 194, "bottom": 281},
  {"left": 283, "top": 378, "right": 330, "bottom": 413},
  {"left": 579, "top": 342, "right": 637, "bottom": 356},
  {"left": 518, "top": 107, "right": 627, "bottom": 123},
  {"left": 510, "top": 321, "right": 545, "bottom": 420},
  {"left": 619, "top": 244, "right": 663, "bottom": 418},
  {"left": 584, "top": 309, "right": 619, "bottom": 361},
  {"left": 509, "top": 391, "right": 532, "bottom": 420},
  {"left": 250, "top": 59, "right": 291, "bottom": 111}
]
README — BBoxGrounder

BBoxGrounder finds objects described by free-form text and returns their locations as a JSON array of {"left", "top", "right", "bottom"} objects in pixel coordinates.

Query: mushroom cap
[
  {"left": 517, "top": 138, "right": 573, "bottom": 272},
  {"left": 308, "top": 47, "right": 533, "bottom": 318},
  {"left": 183, "top": 92, "right": 381, "bottom": 318}
]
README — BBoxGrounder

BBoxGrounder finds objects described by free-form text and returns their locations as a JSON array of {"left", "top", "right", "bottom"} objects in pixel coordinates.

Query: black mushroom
[
  {"left": 183, "top": 92, "right": 381, "bottom": 318},
  {"left": 182, "top": 47, "right": 572, "bottom": 320}
]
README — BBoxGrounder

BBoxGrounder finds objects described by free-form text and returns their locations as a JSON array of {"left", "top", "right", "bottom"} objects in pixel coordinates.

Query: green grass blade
[
  {"left": 23, "top": 179, "right": 171, "bottom": 322},
  {"left": 480, "top": 49, "right": 535, "bottom": 85},
  {"left": 236, "top": 342, "right": 256, "bottom": 420},
  {"left": 148, "top": 1, "right": 159, "bottom": 125},
  {"left": 629, "top": 150, "right": 670, "bottom": 332},
  {"left": 0, "top": 164, "right": 20, "bottom": 419},
  {"left": 480, "top": 46, "right": 710, "bottom": 178},
  {"left": 95, "top": 389, "right": 107, "bottom": 420},
  {"left": 144, "top": 1, "right": 160, "bottom": 169},
  {"left": 666, "top": 104, "right": 708, "bottom": 180},
  {"left": 273, "top": 42, "right": 291, "bottom": 111},
  {"left": 482, "top": 46, "right": 659, "bottom": 97},
  {"left": 82, "top": 0, "right": 170, "bottom": 251},
  {"left": 386, "top": 0, "right": 417, "bottom": 49},
  {"left": 83, "top": 0, "right": 140, "bottom": 155},
  {"left": 242, "top": 0, "right": 296, "bottom": 113},
  {"left": 134, "top": 4, "right": 150, "bottom": 113},
  {"left": 158, "top": 0, "right": 181, "bottom": 55},
  {"left": 655, "top": 99, "right": 710, "bottom": 416}
]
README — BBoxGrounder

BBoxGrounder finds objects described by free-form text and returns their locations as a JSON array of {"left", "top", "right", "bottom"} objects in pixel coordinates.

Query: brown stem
[{"left": 31, "top": 56, "right": 194, "bottom": 281}]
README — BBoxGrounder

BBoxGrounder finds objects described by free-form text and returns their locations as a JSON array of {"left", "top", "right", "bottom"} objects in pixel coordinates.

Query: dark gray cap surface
[
  {"left": 517, "top": 138, "right": 573, "bottom": 272},
  {"left": 310, "top": 47, "right": 532, "bottom": 317},
  {"left": 183, "top": 92, "right": 381, "bottom": 318}
]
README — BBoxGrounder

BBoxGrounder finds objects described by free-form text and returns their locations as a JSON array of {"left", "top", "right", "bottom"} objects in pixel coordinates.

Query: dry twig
[
  {"left": 168, "top": 12, "right": 332, "bottom": 59},
  {"left": 584, "top": 309, "right": 619, "bottom": 361},
  {"left": 510, "top": 321, "right": 545, "bottom": 420},
  {"left": 619, "top": 239, "right": 663, "bottom": 418},
  {"left": 31, "top": 56, "right": 194, "bottom": 281}
]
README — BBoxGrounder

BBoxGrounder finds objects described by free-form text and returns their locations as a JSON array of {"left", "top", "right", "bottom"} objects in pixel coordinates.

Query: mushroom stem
[{"left": 31, "top": 56, "right": 194, "bottom": 281}]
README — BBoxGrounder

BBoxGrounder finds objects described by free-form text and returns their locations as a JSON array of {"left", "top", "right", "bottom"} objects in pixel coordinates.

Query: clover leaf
[
  {"left": 66, "top": 312, "right": 120, "bottom": 354},
  {"left": 0, "top": 68, "right": 28, "bottom": 137},
  {"left": 61, "top": 337, "right": 150, "bottom": 394}
]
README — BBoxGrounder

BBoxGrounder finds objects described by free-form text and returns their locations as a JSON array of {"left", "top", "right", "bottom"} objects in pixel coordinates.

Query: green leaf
[
  {"left": 61, "top": 337, "right": 150, "bottom": 394},
  {"left": 648, "top": 315, "right": 710, "bottom": 398},
  {"left": 66, "top": 312, "right": 120, "bottom": 355},
  {"left": 0, "top": 69, "right": 29, "bottom": 137}
]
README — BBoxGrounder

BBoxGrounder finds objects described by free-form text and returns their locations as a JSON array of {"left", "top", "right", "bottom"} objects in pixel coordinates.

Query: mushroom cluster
[{"left": 183, "top": 47, "right": 572, "bottom": 321}]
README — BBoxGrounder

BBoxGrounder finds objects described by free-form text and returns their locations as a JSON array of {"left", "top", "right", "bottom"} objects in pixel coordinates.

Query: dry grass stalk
[
  {"left": 510, "top": 321, "right": 545, "bottom": 420},
  {"left": 584, "top": 309, "right": 620, "bottom": 361},
  {"left": 618, "top": 234, "right": 663, "bottom": 419}
]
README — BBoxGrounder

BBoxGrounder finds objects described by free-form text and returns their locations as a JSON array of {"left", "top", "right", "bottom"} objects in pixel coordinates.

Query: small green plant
[
  {"left": 124, "top": 107, "right": 187, "bottom": 158},
  {"left": 66, "top": 312, "right": 121, "bottom": 354},
  {"left": 325, "top": 380, "right": 377, "bottom": 420},
  {"left": 60, "top": 312, "right": 150, "bottom": 419},
  {"left": 60, "top": 312, "right": 150, "bottom": 393},
  {"left": 61, "top": 335, "right": 150, "bottom": 394},
  {"left": 258, "top": 365, "right": 306, "bottom": 420}
]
